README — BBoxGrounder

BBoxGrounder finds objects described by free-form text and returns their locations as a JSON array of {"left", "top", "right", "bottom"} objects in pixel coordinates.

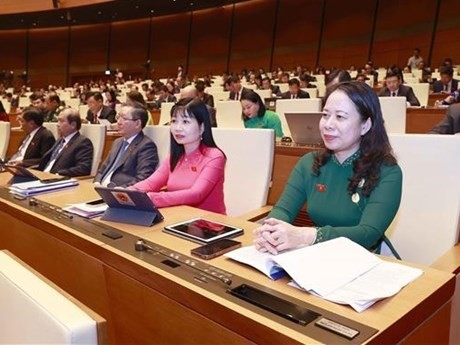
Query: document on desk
[
  {"left": 63, "top": 202, "right": 108, "bottom": 218},
  {"left": 226, "top": 237, "right": 423, "bottom": 312},
  {"left": 9, "top": 179, "right": 79, "bottom": 197}
]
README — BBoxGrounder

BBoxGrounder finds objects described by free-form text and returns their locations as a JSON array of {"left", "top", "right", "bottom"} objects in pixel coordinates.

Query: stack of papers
[
  {"left": 225, "top": 237, "right": 423, "bottom": 312},
  {"left": 63, "top": 202, "right": 108, "bottom": 218},
  {"left": 9, "top": 179, "right": 79, "bottom": 197}
]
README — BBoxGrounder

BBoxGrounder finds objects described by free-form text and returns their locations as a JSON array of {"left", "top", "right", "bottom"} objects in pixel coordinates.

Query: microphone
[{"left": 135, "top": 239, "right": 232, "bottom": 286}]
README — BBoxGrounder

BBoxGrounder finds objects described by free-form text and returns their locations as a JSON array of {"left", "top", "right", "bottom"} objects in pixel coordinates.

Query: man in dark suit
[
  {"left": 432, "top": 66, "right": 459, "bottom": 94},
  {"left": 7, "top": 107, "right": 55, "bottom": 167},
  {"left": 195, "top": 81, "right": 215, "bottom": 107},
  {"left": 43, "top": 93, "right": 65, "bottom": 122},
  {"left": 227, "top": 76, "right": 252, "bottom": 101},
  {"left": 379, "top": 70, "right": 420, "bottom": 106},
  {"left": 180, "top": 85, "right": 217, "bottom": 127},
  {"left": 261, "top": 77, "right": 281, "bottom": 97},
  {"left": 281, "top": 79, "right": 310, "bottom": 99},
  {"left": 155, "top": 85, "right": 177, "bottom": 109},
  {"left": 38, "top": 109, "right": 93, "bottom": 177},
  {"left": 429, "top": 103, "right": 460, "bottom": 134},
  {"left": 93, "top": 102, "right": 158, "bottom": 187},
  {"left": 85, "top": 92, "right": 116, "bottom": 124}
]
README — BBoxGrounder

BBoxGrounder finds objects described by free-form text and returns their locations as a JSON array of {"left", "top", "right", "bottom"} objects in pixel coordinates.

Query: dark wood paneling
[
  {"left": 320, "top": 0, "right": 376, "bottom": 68},
  {"left": 229, "top": 0, "right": 276, "bottom": 73},
  {"left": 0, "top": 29, "right": 27, "bottom": 72},
  {"left": 110, "top": 18, "right": 149, "bottom": 71},
  {"left": 188, "top": 6, "right": 233, "bottom": 76},
  {"left": 272, "top": 0, "right": 322, "bottom": 70},
  {"left": 150, "top": 13, "right": 190, "bottom": 78},
  {"left": 28, "top": 27, "right": 69, "bottom": 88},
  {"left": 69, "top": 23, "right": 110, "bottom": 77},
  {"left": 431, "top": 0, "right": 460, "bottom": 68},
  {"left": 372, "top": 0, "right": 437, "bottom": 68}
]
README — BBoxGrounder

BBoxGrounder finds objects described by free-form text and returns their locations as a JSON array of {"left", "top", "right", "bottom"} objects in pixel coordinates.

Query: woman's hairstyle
[
  {"left": 313, "top": 81, "right": 397, "bottom": 197},
  {"left": 106, "top": 89, "right": 118, "bottom": 102},
  {"left": 127, "top": 90, "right": 146, "bottom": 106},
  {"left": 169, "top": 98, "right": 225, "bottom": 171},
  {"left": 326, "top": 69, "right": 351, "bottom": 86},
  {"left": 240, "top": 90, "right": 266, "bottom": 121}
]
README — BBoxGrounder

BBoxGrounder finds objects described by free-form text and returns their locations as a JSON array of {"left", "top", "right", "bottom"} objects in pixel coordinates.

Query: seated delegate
[
  {"left": 254, "top": 81, "right": 402, "bottom": 257},
  {"left": 132, "top": 98, "right": 226, "bottom": 214},
  {"left": 240, "top": 91, "right": 284, "bottom": 138}
]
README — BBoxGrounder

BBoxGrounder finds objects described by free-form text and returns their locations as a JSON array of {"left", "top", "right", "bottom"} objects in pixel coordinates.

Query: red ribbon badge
[
  {"left": 191, "top": 166, "right": 197, "bottom": 172},
  {"left": 316, "top": 184, "right": 326, "bottom": 192}
]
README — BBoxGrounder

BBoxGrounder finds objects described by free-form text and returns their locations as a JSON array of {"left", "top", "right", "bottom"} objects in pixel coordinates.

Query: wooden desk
[
  {"left": 406, "top": 107, "right": 446, "bottom": 133},
  {"left": 0, "top": 175, "right": 455, "bottom": 344}
]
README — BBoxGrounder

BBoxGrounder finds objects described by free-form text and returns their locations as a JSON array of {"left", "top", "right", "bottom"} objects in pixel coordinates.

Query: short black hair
[
  {"left": 29, "top": 92, "right": 44, "bottom": 102},
  {"left": 288, "top": 78, "right": 300, "bottom": 87},
  {"left": 22, "top": 107, "right": 44, "bottom": 126},
  {"left": 440, "top": 66, "right": 454, "bottom": 77},
  {"left": 122, "top": 102, "right": 149, "bottom": 128},
  {"left": 385, "top": 70, "right": 402, "bottom": 81},
  {"left": 326, "top": 69, "right": 351, "bottom": 85},
  {"left": 47, "top": 93, "right": 61, "bottom": 104},
  {"left": 86, "top": 92, "right": 103, "bottom": 102},
  {"left": 261, "top": 77, "right": 271, "bottom": 83},
  {"left": 227, "top": 76, "right": 240, "bottom": 85},
  {"left": 240, "top": 90, "right": 266, "bottom": 121},
  {"left": 195, "top": 80, "right": 206, "bottom": 93}
]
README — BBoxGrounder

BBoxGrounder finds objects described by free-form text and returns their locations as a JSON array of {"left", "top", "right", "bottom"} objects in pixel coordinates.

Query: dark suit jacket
[
  {"left": 280, "top": 89, "right": 310, "bottom": 99},
  {"left": 432, "top": 79, "right": 459, "bottom": 94},
  {"left": 229, "top": 87, "right": 252, "bottom": 101},
  {"left": 429, "top": 103, "right": 460, "bottom": 134},
  {"left": 86, "top": 105, "right": 116, "bottom": 124},
  {"left": 378, "top": 85, "right": 420, "bottom": 106},
  {"left": 202, "top": 93, "right": 215, "bottom": 108},
  {"left": 37, "top": 132, "right": 94, "bottom": 177},
  {"left": 8, "top": 127, "right": 56, "bottom": 167},
  {"left": 93, "top": 131, "right": 158, "bottom": 187},
  {"left": 269, "top": 85, "right": 282, "bottom": 97}
]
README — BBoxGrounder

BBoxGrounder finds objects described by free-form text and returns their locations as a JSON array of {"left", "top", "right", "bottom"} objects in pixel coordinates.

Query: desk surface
[{"left": 0, "top": 173, "right": 454, "bottom": 344}]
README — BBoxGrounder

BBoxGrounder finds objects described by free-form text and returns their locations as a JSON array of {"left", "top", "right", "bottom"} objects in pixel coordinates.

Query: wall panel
[
  {"left": 272, "top": 0, "right": 322, "bottom": 70},
  {"left": 229, "top": 0, "right": 276, "bottom": 73},
  {"left": 69, "top": 23, "right": 110, "bottom": 77},
  {"left": 188, "top": 6, "right": 232, "bottom": 76},
  {"left": 0, "top": 30, "right": 27, "bottom": 72},
  {"left": 28, "top": 27, "right": 69, "bottom": 87},
  {"left": 431, "top": 0, "right": 460, "bottom": 68},
  {"left": 150, "top": 13, "right": 190, "bottom": 78},
  {"left": 110, "top": 18, "right": 149, "bottom": 71},
  {"left": 372, "top": 0, "right": 436, "bottom": 68},
  {"left": 319, "top": 0, "right": 376, "bottom": 69}
]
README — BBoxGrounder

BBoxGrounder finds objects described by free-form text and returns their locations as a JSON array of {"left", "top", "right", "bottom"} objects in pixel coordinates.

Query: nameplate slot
[{"left": 228, "top": 284, "right": 320, "bottom": 326}]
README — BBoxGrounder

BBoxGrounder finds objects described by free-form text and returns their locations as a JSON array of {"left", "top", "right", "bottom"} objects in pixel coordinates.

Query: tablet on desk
[
  {"left": 163, "top": 218, "right": 244, "bottom": 244},
  {"left": 95, "top": 186, "right": 164, "bottom": 226}
]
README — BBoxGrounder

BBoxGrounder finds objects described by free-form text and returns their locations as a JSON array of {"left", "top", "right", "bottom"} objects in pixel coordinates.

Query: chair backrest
[
  {"left": 212, "top": 128, "right": 275, "bottom": 216},
  {"left": 309, "top": 82, "right": 326, "bottom": 97},
  {"left": 79, "top": 105, "right": 89, "bottom": 119},
  {"left": 65, "top": 98, "right": 80, "bottom": 109},
  {"left": 206, "top": 89, "right": 230, "bottom": 101},
  {"left": 379, "top": 97, "right": 407, "bottom": 133},
  {"left": 244, "top": 84, "right": 257, "bottom": 90},
  {"left": 0, "top": 121, "right": 10, "bottom": 160},
  {"left": 412, "top": 69, "right": 422, "bottom": 80},
  {"left": 80, "top": 124, "right": 106, "bottom": 176},
  {"left": 159, "top": 102, "right": 175, "bottom": 126},
  {"left": 301, "top": 88, "right": 318, "bottom": 98},
  {"left": 142, "top": 125, "right": 171, "bottom": 164},
  {"left": 18, "top": 97, "right": 29, "bottom": 108},
  {"left": 0, "top": 250, "right": 105, "bottom": 345},
  {"left": 275, "top": 98, "right": 322, "bottom": 137},
  {"left": 43, "top": 122, "right": 58, "bottom": 139},
  {"left": 254, "top": 89, "right": 272, "bottom": 100},
  {"left": 386, "top": 134, "right": 460, "bottom": 265},
  {"left": 2, "top": 99, "right": 11, "bottom": 113},
  {"left": 57, "top": 91, "right": 71, "bottom": 100},
  {"left": 406, "top": 83, "right": 429, "bottom": 107},
  {"left": 404, "top": 77, "right": 420, "bottom": 84},
  {"left": 277, "top": 83, "right": 289, "bottom": 93},
  {"left": 215, "top": 101, "right": 244, "bottom": 128}
]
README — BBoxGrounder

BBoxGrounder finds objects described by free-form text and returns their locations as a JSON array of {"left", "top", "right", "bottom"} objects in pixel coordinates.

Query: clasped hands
[{"left": 253, "top": 218, "right": 317, "bottom": 255}]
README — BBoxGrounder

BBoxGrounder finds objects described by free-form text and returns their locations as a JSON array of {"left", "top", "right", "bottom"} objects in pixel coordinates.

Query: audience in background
[
  {"left": 227, "top": 76, "right": 251, "bottom": 101},
  {"left": 43, "top": 93, "right": 65, "bottom": 122},
  {"left": 0, "top": 101, "right": 9, "bottom": 122},
  {"left": 261, "top": 77, "right": 281, "bottom": 97},
  {"left": 195, "top": 81, "right": 215, "bottom": 108},
  {"left": 326, "top": 70, "right": 352, "bottom": 90},
  {"left": 86, "top": 92, "right": 117, "bottom": 124},
  {"left": 432, "top": 66, "right": 458, "bottom": 94},
  {"left": 281, "top": 78, "right": 310, "bottom": 99},
  {"left": 407, "top": 48, "right": 423, "bottom": 71},
  {"left": 104, "top": 89, "right": 119, "bottom": 109},
  {"left": 379, "top": 70, "right": 420, "bottom": 107},
  {"left": 241, "top": 90, "right": 284, "bottom": 138}
]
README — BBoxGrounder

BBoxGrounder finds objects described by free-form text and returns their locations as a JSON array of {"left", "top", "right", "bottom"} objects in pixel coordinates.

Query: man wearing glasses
[{"left": 93, "top": 102, "right": 158, "bottom": 187}]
